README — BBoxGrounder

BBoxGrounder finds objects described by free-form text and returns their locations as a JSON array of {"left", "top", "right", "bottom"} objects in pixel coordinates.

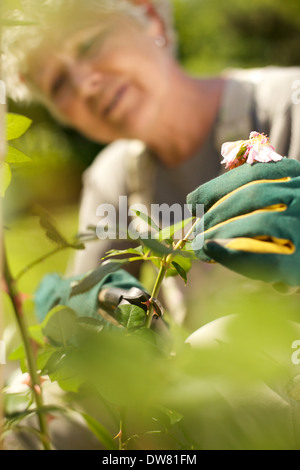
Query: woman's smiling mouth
[{"left": 103, "top": 84, "right": 129, "bottom": 117}]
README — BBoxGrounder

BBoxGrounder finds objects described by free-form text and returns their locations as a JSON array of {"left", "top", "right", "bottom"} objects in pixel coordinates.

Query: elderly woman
[{"left": 4, "top": 0, "right": 300, "bottom": 281}]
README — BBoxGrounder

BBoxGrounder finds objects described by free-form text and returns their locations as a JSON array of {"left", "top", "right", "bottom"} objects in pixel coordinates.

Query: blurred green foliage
[
  {"left": 3, "top": 206, "right": 79, "bottom": 354},
  {"left": 5, "top": 262, "right": 300, "bottom": 449},
  {"left": 173, "top": 0, "right": 300, "bottom": 74},
  {"left": 4, "top": 101, "right": 103, "bottom": 217}
]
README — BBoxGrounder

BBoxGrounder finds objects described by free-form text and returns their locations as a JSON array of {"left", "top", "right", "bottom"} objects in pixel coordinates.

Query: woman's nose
[{"left": 74, "top": 68, "right": 104, "bottom": 98}]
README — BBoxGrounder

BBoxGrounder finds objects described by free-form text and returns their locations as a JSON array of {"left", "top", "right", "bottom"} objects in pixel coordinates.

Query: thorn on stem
[
  {"left": 114, "top": 430, "right": 122, "bottom": 440},
  {"left": 34, "top": 384, "right": 42, "bottom": 395}
]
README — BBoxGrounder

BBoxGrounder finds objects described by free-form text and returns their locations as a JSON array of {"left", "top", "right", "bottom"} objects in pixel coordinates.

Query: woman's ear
[{"left": 131, "top": 0, "right": 167, "bottom": 45}]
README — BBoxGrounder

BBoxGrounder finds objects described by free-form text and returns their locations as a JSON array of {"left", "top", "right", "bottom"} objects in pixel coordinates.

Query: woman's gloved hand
[
  {"left": 187, "top": 158, "right": 300, "bottom": 287},
  {"left": 34, "top": 269, "right": 145, "bottom": 323}
]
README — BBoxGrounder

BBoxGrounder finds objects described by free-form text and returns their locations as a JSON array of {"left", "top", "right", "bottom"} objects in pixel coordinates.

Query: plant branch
[
  {"left": 2, "top": 240, "right": 52, "bottom": 450},
  {"left": 0, "top": 17, "right": 5, "bottom": 450},
  {"left": 15, "top": 245, "right": 68, "bottom": 282},
  {"left": 145, "top": 258, "right": 168, "bottom": 328},
  {"left": 145, "top": 217, "right": 201, "bottom": 328}
]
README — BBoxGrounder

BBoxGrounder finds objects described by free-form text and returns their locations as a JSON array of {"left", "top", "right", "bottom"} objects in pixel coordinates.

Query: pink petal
[
  {"left": 221, "top": 141, "right": 243, "bottom": 158},
  {"left": 246, "top": 147, "right": 257, "bottom": 164},
  {"left": 254, "top": 145, "right": 283, "bottom": 163},
  {"left": 249, "top": 131, "right": 260, "bottom": 139},
  {"left": 247, "top": 143, "right": 266, "bottom": 162},
  {"left": 269, "top": 149, "right": 283, "bottom": 162},
  {"left": 221, "top": 141, "right": 244, "bottom": 167},
  {"left": 251, "top": 143, "right": 269, "bottom": 162}
]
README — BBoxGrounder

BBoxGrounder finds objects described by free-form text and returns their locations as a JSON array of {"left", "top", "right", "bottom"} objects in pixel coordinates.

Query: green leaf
[
  {"left": 6, "top": 113, "right": 32, "bottom": 141},
  {"left": 141, "top": 238, "right": 174, "bottom": 256},
  {"left": 167, "top": 253, "right": 192, "bottom": 282},
  {"left": 37, "top": 346, "right": 59, "bottom": 373},
  {"left": 75, "top": 317, "right": 106, "bottom": 343},
  {"left": 9, "top": 327, "right": 44, "bottom": 365},
  {"left": 42, "top": 306, "right": 78, "bottom": 346},
  {"left": 97, "top": 309, "right": 123, "bottom": 329},
  {"left": 76, "top": 316, "right": 104, "bottom": 333},
  {"left": 4, "top": 405, "right": 66, "bottom": 430},
  {"left": 171, "top": 261, "right": 188, "bottom": 285},
  {"left": 45, "top": 351, "right": 83, "bottom": 393},
  {"left": 155, "top": 405, "right": 183, "bottom": 427},
  {"left": 133, "top": 327, "right": 160, "bottom": 350},
  {"left": 157, "top": 217, "right": 194, "bottom": 242},
  {"left": 115, "top": 304, "right": 146, "bottom": 331},
  {"left": 1, "top": 162, "right": 12, "bottom": 197},
  {"left": 34, "top": 207, "right": 82, "bottom": 249},
  {"left": 133, "top": 209, "right": 161, "bottom": 232},
  {"left": 70, "top": 260, "right": 128, "bottom": 297},
  {"left": 41, "top": 349, "right": 67, "bottom": 375},
  {"left": 4, "top": 390, "right": 32, "bottom": 416},
  {"left": 70, "top": 242, "right": 85, "bottom": 251},
  {"left": 81, "top": 413, "right": 117, "bottom": 450},
  {"left": 174, "top": 251, "right": 194, "bottom": 267},
  {"left": 8, "top": 344, "right": 26, "bottom": 362},
  {"left": 102, "top": 246, "right": 144, "bottom": 260},
  {"left": 141, "top": 238, "right": 194, "bottom": 259},
  {"left": 6, "top": 145, "right": 32, "bottom": 164},
  {"left": 38, "top": 210, "right": 69, "bottom": 247},
  {"left": 28, "top": 324, "right": 45, "bottom": 346}
]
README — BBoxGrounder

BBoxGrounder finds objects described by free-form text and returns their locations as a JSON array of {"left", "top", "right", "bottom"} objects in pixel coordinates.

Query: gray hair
[{"left": 2, "top": 0, "right": 177, "bottom": 103}]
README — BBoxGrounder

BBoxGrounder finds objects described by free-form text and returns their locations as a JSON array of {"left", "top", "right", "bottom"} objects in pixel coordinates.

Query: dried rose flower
[{"left": 221, "top": 131, "right": 283, "bottom": 170}]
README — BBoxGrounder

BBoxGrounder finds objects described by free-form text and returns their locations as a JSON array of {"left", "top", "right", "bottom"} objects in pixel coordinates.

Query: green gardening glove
[
  {"left": 34, "top": 269, "right": 145, "bottom": 323},
  {"left": 187, "top": 158, "right": 300, "bottom": 287}
]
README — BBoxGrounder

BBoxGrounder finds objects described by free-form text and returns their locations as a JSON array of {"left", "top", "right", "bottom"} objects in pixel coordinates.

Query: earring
[{"left": 154, "top": 35, "right": 166, "bottom": 48}]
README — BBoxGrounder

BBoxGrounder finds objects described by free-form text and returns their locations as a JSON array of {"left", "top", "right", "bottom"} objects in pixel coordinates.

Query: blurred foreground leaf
[
  {"left": 4, "top": 390, "right": 32, "bottom": 416},
  {"left": 6, "top": 146, "right": 32, "bottom": 164},
  {"left": 6, "top": 114, "right": 32, "bottom": 141},
  {"left": 42, "top": 306, "right": 77, "bottom": 347},
  {"left": 155, "top": 405, "right": 184, "bottom": 427},
  {"left": 1, "top": 162, "right": 12, "bottom": 197},
  {"left": 38, "top": 211, "right": 69, "bottom": 247},
  {"left": 81, "top": 413, "right": 117, "bottom": 450}
]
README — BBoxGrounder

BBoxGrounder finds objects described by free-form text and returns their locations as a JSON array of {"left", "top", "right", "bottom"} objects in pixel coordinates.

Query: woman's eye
[
  {"left": 50, "top": 74, "right": 67, "bottom": 97},
  {"left": 77, "top": 33, "right": 101, "bottom": 58}
]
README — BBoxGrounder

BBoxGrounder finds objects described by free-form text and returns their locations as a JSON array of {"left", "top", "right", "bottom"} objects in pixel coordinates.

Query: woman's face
[{"left": 27, "top": 15, "right": 173, "bottom": 143}]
